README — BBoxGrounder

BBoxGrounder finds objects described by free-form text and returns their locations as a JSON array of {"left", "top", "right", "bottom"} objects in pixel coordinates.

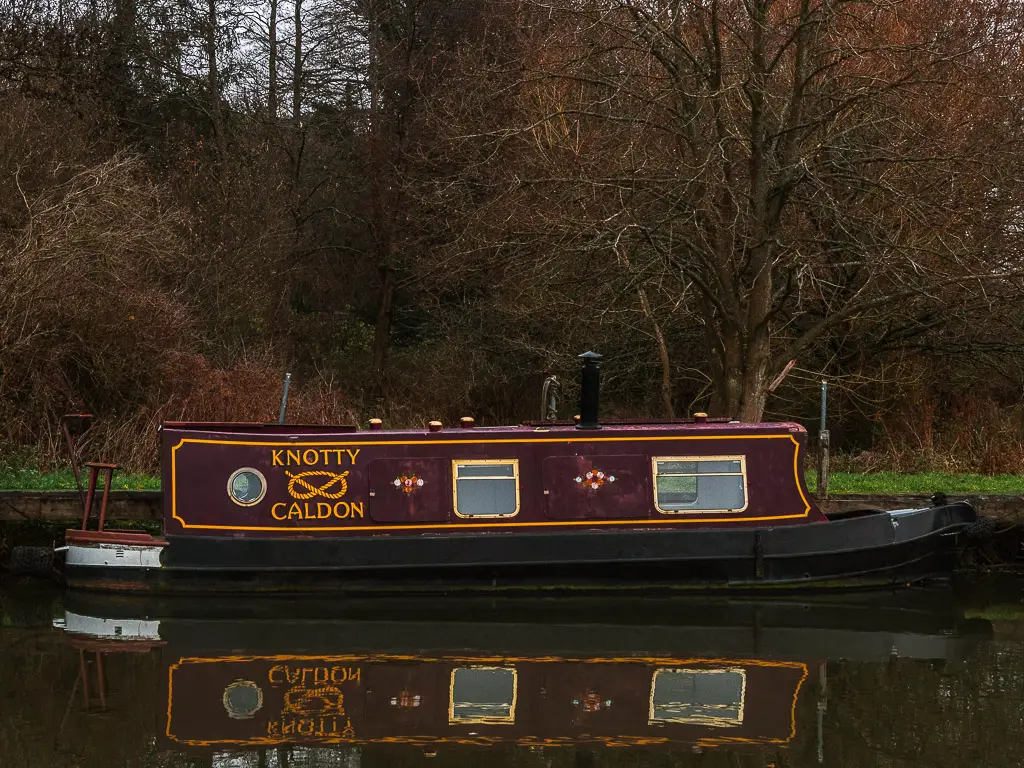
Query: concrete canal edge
[
  {"left": 0, "top": 489, "right": 1023, "bottom": 524},
  {"left": 0, "top": 489, "right": 1020, "bottom": 573},
  {"left": 0, "top": 490, "right": 162, "bottom": 523},
  {"left": 822, "top": 494, "right": 1024, "bottom": 523}
]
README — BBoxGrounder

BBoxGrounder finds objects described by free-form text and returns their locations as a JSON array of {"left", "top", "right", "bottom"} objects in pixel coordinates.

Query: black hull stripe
[{"left": 63, "top": 504, "right": 975, "bottom": 592}]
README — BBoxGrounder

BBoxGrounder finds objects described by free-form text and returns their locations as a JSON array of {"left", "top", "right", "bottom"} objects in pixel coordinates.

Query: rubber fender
[
  {"left": 963, "top": 516, "right": 997, "bottom": 540},
  {"left": 7, "top": 546, "right": 55, "bottom": 576},
  {"left": 955, "top": 617, "right": 995, "bottom": 638}
]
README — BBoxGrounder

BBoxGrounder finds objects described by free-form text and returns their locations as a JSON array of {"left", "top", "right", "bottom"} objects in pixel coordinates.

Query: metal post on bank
[
  {"left": 817, "top": 661, "right": 828, "bottom": 763},
  {"left": 818, "top": 379, "right": 830, "bottom": 498},
  {"left": 278, "top": 373, "right": 292, "bottom": 425}
]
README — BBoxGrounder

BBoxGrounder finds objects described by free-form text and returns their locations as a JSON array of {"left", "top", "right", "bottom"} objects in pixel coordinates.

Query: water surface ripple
[{"left": 2, "top": 580, "right": 1022, "bottom": 767}]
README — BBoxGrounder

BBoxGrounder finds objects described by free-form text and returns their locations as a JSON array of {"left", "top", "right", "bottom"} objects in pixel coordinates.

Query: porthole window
[
  {"left": 227, "top": 467, "right": 266, "bottom": 506},
  {"left": 223, "top": 679, "right": 263, "bottom": 720},
  {"left": 652, "top": 456, "right": 747, "bottom": 514},
  {"left": 453, "top": 460, "right": 520, "bottom": 518}
]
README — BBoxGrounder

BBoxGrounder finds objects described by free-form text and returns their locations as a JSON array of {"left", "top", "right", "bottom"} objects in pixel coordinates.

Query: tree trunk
[
  {"left": 636, "top": 284, "right": 673, "bottom": 418},
  {"left": 737, "top": 1, "right": 773, "bottom": 424},
  {"left": 741, "top": 291, "right": 772, "bottom": 423},
  {"left": 367, "top": 0, "right": 393, "bottom": 395},
  {"left": 711, "top": 322, "right": 745, "bottom": 420},
  {"left": 292, "top": 0, "right": 302, "bottom": 124},
  {"left": 368, "top": 0, "right": 378, "bottom": 117},
  {"left": 103, "top": 0, "right": 136, "bottom": 116},
  {"left": 371, "top": 263, "right": 396, "bottom": 391},
  {"left": 206, "top": 0, "right": 225, "bottom": 155},
  {"left": 268, "top": 0, "right": 278, "bottom": 118},
  {"left": 710, "top": 322, "right": 772, "bottom": 423},
  {"left": 616, "top": 244, "right": 674, "bottom": 418},
  {"left": 740, "top": 356, "right": 770, "bottom": 423},
  {"left": 652, "top": 317, "right": 674, "bottom": 419}
]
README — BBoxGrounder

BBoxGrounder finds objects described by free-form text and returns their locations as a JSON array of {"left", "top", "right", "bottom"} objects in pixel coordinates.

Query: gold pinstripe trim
[{"left": 169, "top": 434, "right": 813, "bottom": 531}]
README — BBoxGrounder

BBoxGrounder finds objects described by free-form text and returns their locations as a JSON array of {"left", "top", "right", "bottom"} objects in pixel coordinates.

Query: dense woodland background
[{"left": 4, "top": 0, "right": 1024, "bottom": 472}]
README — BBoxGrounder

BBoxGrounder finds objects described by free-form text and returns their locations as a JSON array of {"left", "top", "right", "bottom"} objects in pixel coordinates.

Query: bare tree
[{"left": 466, "top": 0, "right": 1024, "bottom": 420}]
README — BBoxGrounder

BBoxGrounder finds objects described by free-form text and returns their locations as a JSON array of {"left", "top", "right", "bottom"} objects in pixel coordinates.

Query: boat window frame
[
  {"left": 451, "top": 458, "right": 521, "bottom": 519},
  {"left": 651, "top": 455, "right": 749, "bottom": 515},
  {"left": 447, "top": 665, "right": 519, "bottom": 725},
  {"left": 226, "top": 467, "right": 267, "bottom": 507},
  {"left": 647, "top": 667, "right": 747, "bottom": 727}
]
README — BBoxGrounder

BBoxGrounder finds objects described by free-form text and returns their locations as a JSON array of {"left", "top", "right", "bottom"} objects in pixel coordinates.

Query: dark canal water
[{"left": 3, "top": 581, "right": 1024, "bottom": 768}]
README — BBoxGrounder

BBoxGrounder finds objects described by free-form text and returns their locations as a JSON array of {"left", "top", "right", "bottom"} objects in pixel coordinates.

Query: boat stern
[{"left": 61, "top": 529, "right": 167, "bottom": 590}]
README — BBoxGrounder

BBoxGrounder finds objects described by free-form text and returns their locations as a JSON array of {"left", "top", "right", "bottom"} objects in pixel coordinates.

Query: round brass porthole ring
[
  {"left": 223, "top": 679, "right": 264, "bottom": 719},
  {"left": 226, "top": 467, "right": 268, "bottom": 507}
]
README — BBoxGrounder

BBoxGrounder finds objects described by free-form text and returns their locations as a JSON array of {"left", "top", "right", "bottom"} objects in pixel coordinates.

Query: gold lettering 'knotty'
[{"left": 271, "top": 448, "right": 361, "bottom": 468}]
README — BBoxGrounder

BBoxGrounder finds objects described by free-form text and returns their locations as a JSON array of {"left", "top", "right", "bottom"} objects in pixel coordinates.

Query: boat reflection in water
[
  {"left": 163, "top": 649, "right": 804, "bottom": 750},
  {"left": 53, "top": 593, "right": 992, "bottom": 761}
]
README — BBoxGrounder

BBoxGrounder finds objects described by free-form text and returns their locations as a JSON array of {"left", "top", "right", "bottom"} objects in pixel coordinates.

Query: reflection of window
[
  {"left": 652, "top": 456, "right": 747, "bottom": 513},
  {"left": 448, "top": 667, "right": 518, "bottom": 724},
  {"left": 453, "top": 460, "right": 520, "bottom": 518},
  {"left": 649, "top": 668, "right": 746, "bottom": 727}
]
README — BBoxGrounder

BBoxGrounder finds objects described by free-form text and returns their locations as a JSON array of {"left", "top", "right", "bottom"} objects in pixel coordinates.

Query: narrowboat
[
  {"left": 51, "top": 594, "right": 990, "bottom": 757},
  {"left": 60, "top": 353, "right": 978, "bottom": 593}
]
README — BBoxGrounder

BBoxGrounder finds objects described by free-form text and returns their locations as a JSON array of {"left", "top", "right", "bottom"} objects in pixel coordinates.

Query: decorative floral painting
[
  {"left": 394, "top": 474, "right": 425, "bottom": 494},
  {"left": 575, "top": 469, "right": 616, "bottom": 490}
]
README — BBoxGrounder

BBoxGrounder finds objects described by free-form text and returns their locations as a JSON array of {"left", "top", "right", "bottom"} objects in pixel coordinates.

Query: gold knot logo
[
  {"left": 283, "top": 684, "right": 345, "bottom": 715},
  {"left": 286, "top": 470, "right": 350, "bottom": 500}
]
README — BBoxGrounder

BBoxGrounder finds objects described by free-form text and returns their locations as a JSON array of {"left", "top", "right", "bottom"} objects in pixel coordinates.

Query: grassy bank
[
  {"left": 0, "top": 467, "right": 160, "bottom": 491},
  {"left": 804, "top": 471, "right": 1024, "bottom": 495},
  {"left": 2, "top": 465, "right": 1024, "bottom": 495}
]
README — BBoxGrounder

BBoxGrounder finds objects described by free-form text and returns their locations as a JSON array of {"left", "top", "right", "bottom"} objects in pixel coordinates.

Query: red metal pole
[
  {"left": 98, "top": 468, "right": 112, "bottom": 533},
  {"left": 95, "top": 652, "right": 106, "bottom": 710},
  {"left": 82, "top": 466, "right": 98, "bottom": 531},
  {"left": 78, "top": 649, "right": 90, "bottom": 709}
]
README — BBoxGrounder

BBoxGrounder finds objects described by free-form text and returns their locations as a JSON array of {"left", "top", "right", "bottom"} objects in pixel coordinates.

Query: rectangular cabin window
[
  {"left": 448, "top": 667, "right": 518, "bottom": 724},
  {"left": 649, "top": 668, "right": 746, "bottom": 727},
  {"left": 652, "top": 456, "right": 747, "bottom": 514},
  {"left": 453, "top": 460, "right": 520, "bottom": 518}
]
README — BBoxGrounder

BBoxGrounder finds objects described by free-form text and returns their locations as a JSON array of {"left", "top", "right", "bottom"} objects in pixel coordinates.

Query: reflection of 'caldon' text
[
  {"left": 266, "top": 664, "right": 360, "bottom": 741},
  {"left": 269, "top": 665, "right": 362, "bottom": 686}
]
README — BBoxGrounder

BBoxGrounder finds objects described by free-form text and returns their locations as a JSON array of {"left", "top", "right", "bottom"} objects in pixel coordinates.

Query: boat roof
[{"left": 160, "top": 419, "right": 809, "bottom": 438}]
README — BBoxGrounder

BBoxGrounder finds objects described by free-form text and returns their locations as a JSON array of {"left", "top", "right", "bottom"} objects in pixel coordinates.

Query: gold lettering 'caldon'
[{"left": 271, "top": 501, "right": 364, "bottom": 520}]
